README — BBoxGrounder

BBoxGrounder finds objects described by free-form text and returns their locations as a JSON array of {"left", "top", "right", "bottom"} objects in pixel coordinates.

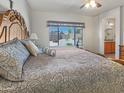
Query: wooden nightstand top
[
  {"left": 119, "top": 45, "right": 124, "bottom": 47},
  {"left": 112, "top": 59, "right": 124, "bottom": 65}
]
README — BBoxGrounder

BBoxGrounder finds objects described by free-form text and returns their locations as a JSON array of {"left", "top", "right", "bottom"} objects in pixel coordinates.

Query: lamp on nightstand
[{"left": 30, "top": 33, "right": 38, "bottom": 40}]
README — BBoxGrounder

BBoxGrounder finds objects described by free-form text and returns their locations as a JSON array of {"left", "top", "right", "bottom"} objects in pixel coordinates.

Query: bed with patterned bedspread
[{"left": 0, "top": 47, "right": 124, "bottom": 93}]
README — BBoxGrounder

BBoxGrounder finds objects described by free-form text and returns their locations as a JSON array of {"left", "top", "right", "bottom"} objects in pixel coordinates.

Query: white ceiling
[{"left": 27, "top": 0, "right": 124, "bottom": 16}]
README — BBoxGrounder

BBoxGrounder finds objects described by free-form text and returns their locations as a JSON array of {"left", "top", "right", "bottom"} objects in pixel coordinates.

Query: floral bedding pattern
[
  {"left": 0, "top": 39, "right": 30, "bottom": 81},
  {"left": 0, "top": 47, "right": 124, "bottom": 93}
]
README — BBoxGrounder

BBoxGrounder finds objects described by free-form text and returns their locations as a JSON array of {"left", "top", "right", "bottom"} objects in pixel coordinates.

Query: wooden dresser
[
  {"left": 119, "top": 45, "right": 124, "bottom": 60},
  {"left": 104, "top": 41, "right": 115, "bottom": 54}
]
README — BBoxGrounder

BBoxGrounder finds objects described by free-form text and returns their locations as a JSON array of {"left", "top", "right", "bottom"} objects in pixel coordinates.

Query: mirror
[{"left": 104, "top": 18, "right": 115, "bottom": 41}]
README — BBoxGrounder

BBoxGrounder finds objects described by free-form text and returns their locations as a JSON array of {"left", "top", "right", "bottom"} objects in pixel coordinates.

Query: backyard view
[{"left": 49, "top": 26, "right": 83, "bottom": 47}]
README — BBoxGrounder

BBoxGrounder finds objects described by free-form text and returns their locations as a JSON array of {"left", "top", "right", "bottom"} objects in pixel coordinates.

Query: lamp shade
[{"left": 30, "top": 33, "right": 38, "bottom": 40}]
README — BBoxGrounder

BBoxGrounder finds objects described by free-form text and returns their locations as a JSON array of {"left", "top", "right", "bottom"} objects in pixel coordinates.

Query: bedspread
[{"left": 0, "top": 47, "right": 124, "bottom": 93}]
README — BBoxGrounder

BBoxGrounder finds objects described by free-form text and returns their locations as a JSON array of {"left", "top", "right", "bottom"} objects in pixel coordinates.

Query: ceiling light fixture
[
  {"left": 80, "top": 0, "right": 102, "bottom": 9},
  {"left": 85, "top": 3, "right": 90, "bottom": 8},
  {"left": 90, "top": 0, "right": 97, "bottom": 8},
  {"left": 85, "top": 0, "right": 97, "bottom": 8}
]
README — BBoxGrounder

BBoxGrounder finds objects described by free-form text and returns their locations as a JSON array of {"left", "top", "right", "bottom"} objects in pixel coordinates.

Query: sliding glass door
[
  {"left": 59, "top": 27, "right": 74, "bottom": 47},
  {"left": 75, "top": 27, "right": 83, "bottom": 47},
  {"left": 49, "top": 27, "right": 59, "bottom": 47},
  {"left": 48, "top": 21, "right": 84, "bottom": 47}
]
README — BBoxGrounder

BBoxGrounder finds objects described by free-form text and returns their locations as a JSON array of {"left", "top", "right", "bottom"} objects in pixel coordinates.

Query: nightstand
[
  {"left": 119, "top": 45, "right": 124, "bottom": 60},
  {"left": 112, "top": 59, "right": 124, "bottom": 65}
]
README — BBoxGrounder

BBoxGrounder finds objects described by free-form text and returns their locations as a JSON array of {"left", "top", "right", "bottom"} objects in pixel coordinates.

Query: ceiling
[{"left": 27, "top": 0, "right": 124, "bottom": 16}]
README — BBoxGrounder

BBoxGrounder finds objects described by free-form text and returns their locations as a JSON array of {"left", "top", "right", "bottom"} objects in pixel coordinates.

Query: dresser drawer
[
  {"left": 104, "top": 42, "right": 115, "bottom": 54},
  {"left": 120, "top": 56, "right": 124, "bottom": 59},
  {"left": 120, "top": 52, "right": 124, "bottom": 56},
  {"left": 120, "top": 47, "right": 124, "bottom": 51},
  {"left": 119, "top": 45, "right": 124, "bottom": 59}
]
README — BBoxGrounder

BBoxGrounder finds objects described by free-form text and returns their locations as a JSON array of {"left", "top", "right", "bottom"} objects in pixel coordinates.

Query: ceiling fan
[{"left": 80, "top": 0, "right": 102, "bottom": 9}]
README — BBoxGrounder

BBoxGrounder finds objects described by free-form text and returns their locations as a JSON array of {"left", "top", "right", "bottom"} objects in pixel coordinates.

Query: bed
[
  {"left": 0, "top": 47, "right": 124, "bottom": 93},
  {"left": 0, "top": 10, "right": 124, "bottom": 93}
]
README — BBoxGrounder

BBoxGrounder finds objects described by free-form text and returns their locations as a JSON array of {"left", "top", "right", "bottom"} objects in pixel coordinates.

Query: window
[{"left": 48, "top": 21, "right": 85, "bottom": 47}]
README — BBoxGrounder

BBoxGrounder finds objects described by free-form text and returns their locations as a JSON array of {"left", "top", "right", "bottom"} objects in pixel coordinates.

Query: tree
[{"left": 66, "top": 28, "right": 72, "bottom": 40}]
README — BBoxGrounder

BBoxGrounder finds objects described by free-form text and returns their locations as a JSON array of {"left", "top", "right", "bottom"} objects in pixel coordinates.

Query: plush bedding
[
  {"left": 0, "top": 39, "right": 30, "bottom": 81},
  {"left": 0, "top": 47, "right": 124, "bottom": 93}
]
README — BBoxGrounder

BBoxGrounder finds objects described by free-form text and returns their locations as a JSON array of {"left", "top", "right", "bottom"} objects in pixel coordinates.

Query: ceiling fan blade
[
  {"left": 80, "top": 4, "right": 85, "bottom": 9},
  {"left": 96, "top": 2, "right": 102, "bottom": 8}
]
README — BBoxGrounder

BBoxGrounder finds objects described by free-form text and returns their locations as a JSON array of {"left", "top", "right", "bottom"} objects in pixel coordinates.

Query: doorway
[{"left": 104, "top": 18, "right": 115, "bottom": 59}]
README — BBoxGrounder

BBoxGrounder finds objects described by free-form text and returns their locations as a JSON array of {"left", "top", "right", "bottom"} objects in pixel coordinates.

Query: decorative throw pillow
[
  {"left": 6, "top": 38, "right": 30, "bottom": 64},
  {"left": 49, "top": 49, "right": 56, "bottom": 57},
  {"left": 0, "top": 39, "right": 30, "bottom": 81},
  {"left": 30, "top": 39, "right": 41, "bottom": 48},
  {"left": 43, "top": 48, "right": 56, "bottom": 57},
  {"left": 22, "top": 39, "right": 43, "bottom": 53},
  {"left": 45, "top": 48, "right": 50, "bottom": 54},
  {"left": 22, "top": 40, "right": 40, "bottom": 56},
  {"left": 15, "top": 40, "right": 30, "bottom": 63},
  {"left": 23, "top": 39, "right": 42, "bottom": 48}
]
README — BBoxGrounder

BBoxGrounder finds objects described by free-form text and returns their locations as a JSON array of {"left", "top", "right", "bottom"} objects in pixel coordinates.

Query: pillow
[
  {"left": 49, "top": 49, "right": 56, "bottom": 57},
  {"left": 43, "top": 48, "right": 56, "bottom": 57},
  {"left": 22, "top": 39, "right": 43, "bottom": 54},
  {"left": 45, "top": 48, "right": 50, "bottom": 54},
  {"left": 22, "top": 40, "right": 40, "bottom": 56},
  {"left": 6, "top": 38, "right": 30, "bottom": 64},
  {"left": 15, "top": 40, "right": 30, "bottom": 63},
  {"left": 30, "top": 39, "right": 41, "bottom": 48},
  {"left": 23, "top": 39, "right": 42, "bottom": 48},
  {"left": 0, "top": 39, "right": 30, "bottom": 81}
]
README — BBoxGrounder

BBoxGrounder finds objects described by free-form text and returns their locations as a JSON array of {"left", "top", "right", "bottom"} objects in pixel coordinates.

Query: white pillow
[
  {"left": 43, "top": 48, "right": 56, "bottom": 57},
  {"left": 49, "top": 49, "right": 56, "bottom": 57},
  {"left": 22, "top": 40, "right": 40, "bottom": 56}
]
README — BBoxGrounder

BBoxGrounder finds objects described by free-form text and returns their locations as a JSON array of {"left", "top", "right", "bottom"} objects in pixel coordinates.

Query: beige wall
[
  {"left": 0, "top": 1, "right": 99, "bottom": 53},
  {"left": 0, "top": 0, "right": 31, "bottom": 31},
  {"left": 92, "top": 7, "right": 124, "bottom": 57},
  {"left": 98, "top": 7, "right": 121, "bottom": 58},
  {"left": 2, "top": 1, "right": 123, "bottom": 55},
  {"left": 30, "top": 6, "right": 124, "bottom": 55},
  {"left": 92, "top": 16, "right": 99, "bottom": 53},
  {"left": 83, "top": 6, "right": 124, "bottom": 56},
  {"left": 120, "top": 6, "right": 124, "bottom": 45},
  {"left": 31, "top": 11, "right": 98, "bottom": 52}
]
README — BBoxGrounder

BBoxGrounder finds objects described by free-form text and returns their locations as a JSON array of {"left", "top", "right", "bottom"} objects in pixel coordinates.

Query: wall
[
  {"left": 98, "top": 7, "right": 121, "bottom": 58},
  {"left": 120, "top": 6, "right": 124, "bottom": 45},
  {"left": 31, "top": 11, "right": 98, "bottom": 52},
  {"left": 0, "top": 0, "right": 31, "bottom": 31},
  {"left": 92, "top": 16, "right": 99, "bottom": 53}
]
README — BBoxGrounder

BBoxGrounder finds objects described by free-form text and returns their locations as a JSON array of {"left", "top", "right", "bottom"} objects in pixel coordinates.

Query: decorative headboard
[{"left": 0, "top": 10, "right": 29, "bottom": 43}]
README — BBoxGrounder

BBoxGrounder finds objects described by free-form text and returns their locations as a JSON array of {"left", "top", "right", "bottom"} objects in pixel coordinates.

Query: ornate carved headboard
[{"left": 0, "top": 10, "right": 29, "bottom": 43}]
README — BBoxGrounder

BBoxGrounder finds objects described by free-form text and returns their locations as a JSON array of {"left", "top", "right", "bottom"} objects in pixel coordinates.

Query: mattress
[{"left": 0, "top": 47, "right": 124, "bottom": 93}]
